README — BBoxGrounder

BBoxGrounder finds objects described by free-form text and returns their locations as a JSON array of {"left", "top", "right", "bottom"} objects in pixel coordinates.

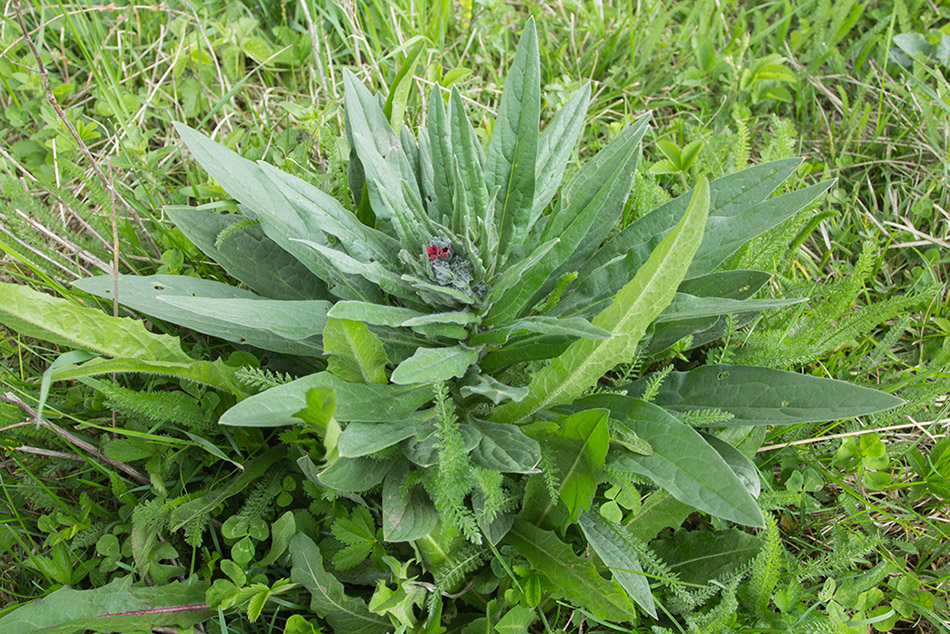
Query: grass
[{"left": 1, "top": 0, "right": 948, "bottom": 632}]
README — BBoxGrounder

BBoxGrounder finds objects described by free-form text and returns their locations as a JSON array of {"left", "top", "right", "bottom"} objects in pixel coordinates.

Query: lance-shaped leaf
[
  {"left": 655, "top": 293, "right": 807, "bottom": 323},
  {"left": 220, "top": 372, "right": 433, "bottom": 427},
  {"left": 257, "top": 163, "right": 399, "bottom": 263},
  {"left": 52, "top": 357, "right": 244, "bottom": 397},
  {"left": 75, "top": 275, "right": 327, "bottom": 356},
  {"left": 293, "top": 239, "right": 419, "bottom": 302},
  {"left": 533, "top": 84, "right": 591, "bottom": 218},
  {"left": 554, "top": 159, "right": 801, "bottom": 317},
  {"left": 487, "top": 116, "right": 649, "bottom": 325},
  {"left": 624, "top": 364, "right": 903, "bottom": 425},
  {"left": 493, "top": 178, "right": 710, "bottom": 425},
  {"left": 460, "top": 374, "right": 529, "bottom": 404},
  {"left": 323, "top": 317, "right": 389, "bottom": 384},
  {"left": 165, "top": 206, "right": 326, "bottom": 301},
  {"left": 290, "top": 534, "right": 390, "bottom": 634},
  {"left": 0, "top": 576, "right": 213, "bottom": 634},
  {"left": 343, "top": 70, "right": 422, "bottom": 232},
  {"left": 427, "top": 84, "right": 455, "bottom": 217},
  {"left": 701, "top": 432, "right": 761, "bottom": 497},
  {"left": 390, "top": 345, "right": 478, "bottom": 384},
  {"left": 174, "top": 123, "right": 379, "bottom": 302},
  {"left": 0, "top": 282, "right": 191, "bottom": 363},
  {"left": 486, "top": 17, "right": 540, "bottom": 264},
  {"left": 469, "top": 315, "right": 609, "bottom": 346},
  {"left": 505, "top": 520, "right": 637, "bottom": 623},
  {"left": 580, "top": 394, "right": 764, "bottom": 527},
  {"left": 579, "top": 511, "right": 657, "bottom": 619}
]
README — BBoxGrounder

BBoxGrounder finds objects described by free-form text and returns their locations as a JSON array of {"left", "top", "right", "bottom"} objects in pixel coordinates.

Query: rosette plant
[{"left": 55, "top": 18, "right": 901, "bottom": 627}]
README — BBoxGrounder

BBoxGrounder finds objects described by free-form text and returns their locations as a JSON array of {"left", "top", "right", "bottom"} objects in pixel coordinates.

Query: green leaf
[
  {"left": 533, "top": 84, "right": 591, "bottom": 217},
  {"left": 651, "top": 527, "right": 764, "bottom": 586},
  {"left": 220, "top": 372, "right": 433, "bottom": 427},
  {"left": 656, "top": 293, "right": 807, "bottom": 323},
  {"left": 174, "top": 123, "right": 379, "bottom": 301},
  {"left": 390, "top": 345, "right": 478, "bottom": 384},
  {"left": 487, "top": 116, "right": 648, "bottom": 325},
  {"left": 337, "top": 414, "right": 432, "bottom": 458},
  {"left": 292, "top": 387, "right": 337, "bottom": 432},
  {"left": 546, "top": 409, "right": 610, "bottom": 522},
  {"left": 486, "top": 17, "right": 540, "bottom": 263},
  {"left": 556, "top": 159, "right": 800, "bottom": 317},
  {"left": 427, "top": 83, "right": 455, "bottom": 216},
  {"left": 469, "top": 419, "right": 541, "bottom": 473},
  {"left": 166, "top": 206, "right": 326, "bottom": 300},
  {"left": 331, "top": 506, "right": 378, "bottom": 569},
  {"left": 625, "top": 364, "right": 903, "bottom": 425},
  {"left": 383, "top": 40, "right": 426, "bottom": 129},
  {"left": 290, "top": 534, "right": 390, "bottom": 634},
  {"left": 581, "top": 394, "right": 764, "bottom": 527},
  {"left": 493, "top": 178, "right": 710, "bottom": 424},
  {"left": 324, "top": 318, "right": 389, "bottom": 384},
  {"left": 505, "top": 520, "right": 636, "bottom": 623},
  {"left": 469, "top": 315, "right": 609, "bottom": 346},
  {"left": 0, "top": 576, "right": 212, "bottom": 634},
  {"left": 293, "top": 238, "right": 418, "bottom": 301},
  {"left": 578, "top": 511, "right": 657, "bottom": 618},
  {"left": 52, "top": 357, "right": 244, "bottom": 397},
  {"left": 319, "top": 457, "right": 392, "bottom": 492},
  {"left": 701, "top": 432, "right": 761, "bottom": 497},
  {"left": 170, "top": 446, "right": 285, "bottom": 531},
  {"left": 493, "top": 605, "right": 536, "bottom": 634},
  {"left": 382, "top": 462, "right": 439, "bottom": 542},
  {"left": 257, "top": 511, "right": 296, "bottom": 566},
  {"left": 75, "top": 275, "right": 328, "bottom": 356},
  {"left": 0, "top": 282, "right": 191, "bottom": 363},
  {"left": 460, "top": 375, "right": 529, "bottom": 405}
]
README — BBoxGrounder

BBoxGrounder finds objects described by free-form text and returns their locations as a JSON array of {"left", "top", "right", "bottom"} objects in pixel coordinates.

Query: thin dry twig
[
  {"left": 12, "top": 0, "right": 161, "bottom": 259},
  {"left": 1, "top": 392, "right": 149, "bottom": 484}
]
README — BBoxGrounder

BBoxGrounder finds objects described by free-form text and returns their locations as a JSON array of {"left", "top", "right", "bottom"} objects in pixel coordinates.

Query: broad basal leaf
[
  {"left": 505, "top": 520, "right": 637, "bottom": 623},
  {"left": 0, "top": 576, "right": 212, "bottom": 634},
  {"left": 469, "top": 315, "right": 609, "bottom": 346},
  {"left": 220, "top": 372, "right": 433, "bottom": 427},
  {"left": 337, "top": 414, "right": 432, "bottom": 458},
  {"left": 75, "top": 275, "right": 327, "bottom": 356},
  {"left": 651, "top": 527, "right": 764, "bottom": 585},
  {"left": 625, "top": 364, "right": 903, "bottom": 425},
  {"left": 533, "top": 84, "right": 591, "bottom": 218},
  {"left": 578, "top": 394, "right": 764, "bottom": 527},
  {"left": 0, "top": 282, "right": 192, "bottom": 363},
  {"left": 290, "top": 534, "right": 390, "bottom": 634},
  {"left": 166, "top": 206, "right": 326, "bottom": 301},
  {"left": 578, "top": 511, "right": 657, "bottom": 618},
  {"left": 324, "top": 318, "right": 389, "bottom": 384},
  {"left": 493, "top": 178, "right": 709, "bottom": 424},
  {"left": 390, "top": 344, "right": 478, "bottom": 384}
]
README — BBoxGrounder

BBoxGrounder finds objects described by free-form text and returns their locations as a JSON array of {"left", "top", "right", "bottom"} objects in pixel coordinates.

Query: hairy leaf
[
  {"left": 0, "top": 576, "right": 212, "bottom": 634},
  {"left": 625, "top": 364, "right": 903, "bottom": 425},
  {"left": 579, "top": 395, "right": 764, "bottom": 527}
]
